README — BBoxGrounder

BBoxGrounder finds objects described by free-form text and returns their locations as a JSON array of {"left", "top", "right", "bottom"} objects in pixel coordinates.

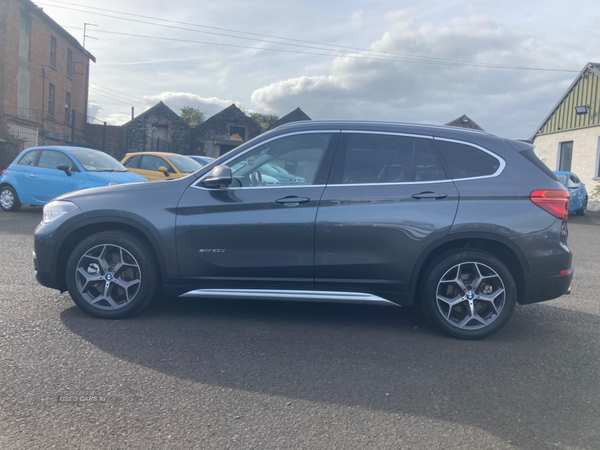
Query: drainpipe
[{"left": 41, "top": 69, "right": 46, "bottom": 144}]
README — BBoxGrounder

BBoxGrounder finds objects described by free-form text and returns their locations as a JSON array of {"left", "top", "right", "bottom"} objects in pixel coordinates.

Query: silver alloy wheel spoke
[
  {"left": 436, "top": 261, "right": 506, "bottom": 330},
  {"left": 75, "top": 244, "right": 142, "bottom": 311}
]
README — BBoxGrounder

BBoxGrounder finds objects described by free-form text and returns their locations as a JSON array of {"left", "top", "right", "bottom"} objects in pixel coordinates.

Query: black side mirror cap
[
  {"left": 201, "top": 165, "right": 233, "bottom": 188},
  {"left": 57, "top": 164, "right": 72, "bottom": 177}
]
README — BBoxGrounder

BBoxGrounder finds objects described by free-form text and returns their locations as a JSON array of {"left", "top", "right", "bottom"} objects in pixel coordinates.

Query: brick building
[{"left": 0, "top": 0, "right": 95, "bottom": 149}]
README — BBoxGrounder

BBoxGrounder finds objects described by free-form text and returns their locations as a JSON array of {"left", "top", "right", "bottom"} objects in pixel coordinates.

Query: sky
[{"left": 38, "top": 0, "right": 600, "bottom": 139}]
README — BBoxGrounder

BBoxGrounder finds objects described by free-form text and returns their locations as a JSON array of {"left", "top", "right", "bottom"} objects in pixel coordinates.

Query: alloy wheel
[
  {"left": 436, "top": 262, "right": 506, "bottom": 330},
  {"left": 75, "top": 244, "right": 142, "bottom": 310},
  {"left": 1, "top": 188, "right": 14, "bottom": 210}
]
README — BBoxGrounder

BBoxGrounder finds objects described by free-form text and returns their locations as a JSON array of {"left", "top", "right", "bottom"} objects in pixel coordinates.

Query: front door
[
  {"left": 315, "top": 132, "right": 459, "bottom": 298},
  {"left": 30, "top": 150, "right": 76, "bottom": 203},
  {"left": 176, "top": 132, "right": 338, "bottom": 290}
]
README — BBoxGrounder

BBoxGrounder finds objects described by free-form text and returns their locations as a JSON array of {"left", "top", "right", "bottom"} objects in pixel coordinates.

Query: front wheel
[
  {"left": 65, "top": 231, "right": 159, "bottom": 319},
  {"left": 0, "top": 185, "right": 21, "bottom": 212},
  {"left": 420, "top": 250, "right": 516, "bottom": 339}
]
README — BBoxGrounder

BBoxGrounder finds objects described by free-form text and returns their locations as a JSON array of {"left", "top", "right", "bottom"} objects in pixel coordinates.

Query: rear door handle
[
  {"left": 29, "top": 174, "right": 38, "bottom": 178},
  {"left": 275, "top": 196, "right": 310, "bottom": 206},
  {"left": 411, "top": 191, "right": 447, "bottom": 200}
]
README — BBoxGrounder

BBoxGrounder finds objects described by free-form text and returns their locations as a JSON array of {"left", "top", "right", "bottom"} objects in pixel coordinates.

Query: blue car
[
  {"left": 553, "top": 171, "right": 588, "bottom": 215},
  {"left": 0, "top": 146, "right": 147, "bottom": 212},
  {"left": 186, "top": 155, "right": 215, "bottom": 166}
]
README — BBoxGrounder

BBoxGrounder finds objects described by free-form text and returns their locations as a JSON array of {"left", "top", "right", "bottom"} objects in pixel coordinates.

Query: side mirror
[
  {"left": 570, "top": 183, "right": 580, "bottom": 190},
  {"left": 57, "top": 164, "right": 72, "bottom": 177},
  {"left": 158, "top": 166, "right": 170, "bottom": 177},
  {"left": 201, "top": 165, "right": 233, "bottom": 188}
]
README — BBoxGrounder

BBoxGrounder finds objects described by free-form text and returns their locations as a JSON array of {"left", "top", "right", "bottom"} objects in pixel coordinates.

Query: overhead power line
[{"left": 41, "top": 0, "right": 579, "bottom": 73}]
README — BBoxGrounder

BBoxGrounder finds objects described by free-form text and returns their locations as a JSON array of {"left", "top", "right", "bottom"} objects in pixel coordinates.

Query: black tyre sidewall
[
  {"left": 1, "top": 185, "right": 21, "bottom": 212},
  {"left": 65, "top": 231, "right": 159, "bottom": 319},
  {"left": 577, "top": 198, "right": 587, "bottom": 216},
  {"left": 420, "top": 250, "right": 516, "bottom": 340}
]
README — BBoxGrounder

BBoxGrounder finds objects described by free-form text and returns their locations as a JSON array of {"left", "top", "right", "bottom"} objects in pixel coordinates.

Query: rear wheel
[
  {"left": 0, "top": 185, "right": 21, "bottom": 212},
  {"left": 420, "top": 250, "right": 516, "bottom": 339},
  {"left": 65, "top": 231, "right": 159, "bottom": 319},
  {"left": 576, "top": 197, "right": 587, "bottom": 216}
]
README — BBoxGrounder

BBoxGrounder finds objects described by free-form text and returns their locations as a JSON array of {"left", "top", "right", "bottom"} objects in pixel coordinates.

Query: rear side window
[
  {"left": 341, "top": 134, "right": 445, "bottom": 184},
  {"left": 123, "top": 155, "right": 142, "bottom": 168},
  {"left": 436, "top": 140, "right": 500, "bottom": 179},
  {"left": 17, "top": 150, "right": 39, "bottom": 166}
]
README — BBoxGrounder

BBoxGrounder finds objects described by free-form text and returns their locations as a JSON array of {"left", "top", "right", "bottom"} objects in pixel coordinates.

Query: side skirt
[{"left": 179, "top": 289, "right": 400, "bottom": 306}]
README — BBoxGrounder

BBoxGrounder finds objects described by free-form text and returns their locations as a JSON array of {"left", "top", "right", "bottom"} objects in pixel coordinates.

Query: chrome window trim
[
  {"left": 340, "top": 130, "right": 434, "bottom": 139},
  {"left": 180, "top": 288, "right": 398, "bottom": 306},
  {"left": 327, "top": 180, "right": 454, "bottom": 188},
  {"left": 434, "top": 137, "right": 506, "bottom": 182},
  {"left": 192, "top": 130, "right": 340, "bottom": 191}
]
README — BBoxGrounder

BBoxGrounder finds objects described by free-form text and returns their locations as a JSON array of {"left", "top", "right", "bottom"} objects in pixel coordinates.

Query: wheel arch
[
  {"left": 55, "top": 218, "right": 167, "bottom": 292},
  {"left": 410, "top": 232, "right": 529, "bottom": 305}
]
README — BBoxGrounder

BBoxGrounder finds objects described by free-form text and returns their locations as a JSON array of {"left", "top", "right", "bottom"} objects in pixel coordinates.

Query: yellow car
[{"left": 121, "top": 152, "right": 202, "bottom": 181}]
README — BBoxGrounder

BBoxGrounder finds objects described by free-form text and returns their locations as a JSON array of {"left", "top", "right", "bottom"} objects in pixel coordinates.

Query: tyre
[
  {"left": 576, "top": 197, "right": 587, "bottom": 216},
  {"left": 65, "top": 231, "right": 159, "bottom": 319},
  {"left": 0, "top": 185, "right": 21, "bottom": 212},
  {"left": 420, "top": 250, "right": 516, "bottom": 339}
]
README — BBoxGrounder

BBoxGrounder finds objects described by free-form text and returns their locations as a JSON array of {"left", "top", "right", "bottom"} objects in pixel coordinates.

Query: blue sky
[{"left": 39, "top": 0, "right": 600, "bottom": 139}]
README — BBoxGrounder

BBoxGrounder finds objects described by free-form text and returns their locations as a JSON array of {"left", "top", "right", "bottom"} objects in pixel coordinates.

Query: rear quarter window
[
  {"left": 435, "top": 140, "right": 501, "bottom": 179},
  {"left": 17, "top": 150, "right": 39, "bottom": 166}
]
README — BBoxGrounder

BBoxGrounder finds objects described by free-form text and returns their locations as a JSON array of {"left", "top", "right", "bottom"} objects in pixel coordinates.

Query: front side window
[
  {"left": 140, "top": 155, "right": 171, "bottom": 172},
  {"left": 38, "top": 151, "right": 76, "bottom": 171},
  {"left": 558, "top": 141, "right": 573, "bottom": 172},
  {"left": 50, "top": 36, "right": 57, "bottom": 69},
  {"left": 341, "top": 134, "right": 445, "bottom": 184},
  {"left": 436, "top": 140, "right": 501, "bottom": 179},
  {"left": 48, "top": 83, "right": 55, "bottom": 116},
  {"left": 228, "top": 133, "right": 332, "bottom": 187},
  {"left": 17, "top": 150, "right": 39, "bottom": 166}
]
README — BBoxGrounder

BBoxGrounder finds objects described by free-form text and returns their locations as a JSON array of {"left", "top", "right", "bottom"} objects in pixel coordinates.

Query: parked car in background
[
  {"left": 34, "top": 121, "right": 573, "bottom": 339},
  {"left": 187, "top": 156, "right": 215, "bottom": 166},
  {"left": 0, "top": 146, "right": 146, "bottom": 212},
  {"left": 553, "top": 171, "right": 588, "bottom": 215},
  {"left": 121, "top": 152, "right": 202, "bottom": 181}
]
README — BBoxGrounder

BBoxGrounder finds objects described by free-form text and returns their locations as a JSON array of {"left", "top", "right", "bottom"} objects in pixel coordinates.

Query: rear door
[
  {"left": 315, "top": 131, "right": 459, "bottom": 297},
  {"left": 29, "top": 150, "right": 76, "bottom": 203}
]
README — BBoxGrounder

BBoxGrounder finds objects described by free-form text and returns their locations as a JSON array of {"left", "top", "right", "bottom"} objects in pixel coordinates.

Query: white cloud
[{"left": 143, "top": 92, "right": 239, "bottom": 117}]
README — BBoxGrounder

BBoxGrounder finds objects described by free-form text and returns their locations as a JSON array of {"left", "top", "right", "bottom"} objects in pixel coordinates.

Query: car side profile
[
  {"left": 33, "top": 121, "right": 573, "bottom": 339},
  {"left": 553, "top": 171, "right": 587, "bottom": 215},
  {"left": 0, "top": 146, "right": 147, "bottom": 212},
  {"left": 121, "top": 152, "right": 202, "bottom": 180}
]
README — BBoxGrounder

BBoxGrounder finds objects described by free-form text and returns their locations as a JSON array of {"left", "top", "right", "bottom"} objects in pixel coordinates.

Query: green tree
[
  {"left": 180, "top": 106, "right": 205, "bottom": 126},
  {"left": 249, "top": 112, "right": 279, "bottom": 131}
]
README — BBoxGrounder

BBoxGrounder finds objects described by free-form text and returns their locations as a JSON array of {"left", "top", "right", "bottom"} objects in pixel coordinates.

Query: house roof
[
  {"left": 122, "top": 101, "right": 190, "bottom": 128},
  {"left": 193, "top": 104, "right": 261, "bottom": 137},
  {"left": 22, "top": 0, "right": 96, "bottom": 62},
  {"left": 265, "top": 107, "right": 311, "bottom": 131},
  {"left": 530, "top": 62, "right": 600, "bottom": 140},
  {"left": 445, "top": 114, "right": 484, "bottom": 131}
]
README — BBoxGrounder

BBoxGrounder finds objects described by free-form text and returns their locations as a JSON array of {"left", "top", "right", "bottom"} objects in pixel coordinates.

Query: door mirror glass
[
  {"left": 201, "top": 165, "right": 233, "bottom": 188},
  {"left": 56, "top": 164, "right": 72, "bottom": 176},
  {"left": 570, "top": 183, "right": 580, "bottom": 189},
  {"left": 158, "top": 166, "right": 169, "bottom": 176}
]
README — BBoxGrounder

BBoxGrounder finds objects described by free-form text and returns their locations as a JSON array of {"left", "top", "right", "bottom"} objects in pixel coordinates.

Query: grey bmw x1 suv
[{"left": 33, "top": 121, "right": 573, "bottom": 339}]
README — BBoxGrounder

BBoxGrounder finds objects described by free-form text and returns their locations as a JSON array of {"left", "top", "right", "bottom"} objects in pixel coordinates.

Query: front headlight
[
  {"left": 43, "top": 201, "right": 79, "bottom": 224},
  {"left": 108, "top": 181, "right": 119, "bottom": 186}
]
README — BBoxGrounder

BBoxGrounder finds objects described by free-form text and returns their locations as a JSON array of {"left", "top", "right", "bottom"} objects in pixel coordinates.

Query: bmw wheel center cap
[
  {"left": 466, "top": 291, "right": 474, "bottom": 299},
  {"left": 105, "top": 274, "right": 113, "bottom": 281}
]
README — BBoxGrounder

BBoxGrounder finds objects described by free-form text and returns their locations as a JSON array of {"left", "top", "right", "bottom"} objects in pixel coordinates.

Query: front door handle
[
  {"left": 275, "top": 196, "right": 310, "bottom": 207},
  {"left": 411, "top": 191, "right": 447, "bottom": 200},
  {"left": 29, "top": 174, "right": 38, "bottom": 178}
]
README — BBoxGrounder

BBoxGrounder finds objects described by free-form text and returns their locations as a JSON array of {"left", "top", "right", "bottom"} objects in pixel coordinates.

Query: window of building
[
  {"left": 595, "top": 137, "right": 600, "bottom": 179},
  {"left": 436, "top": 140, "right": 501, "bottom": 179},
  {"left": 67, "top": 49, "right": 73, "bottom": 78},
  {"left": 48, "top": 83, "right": 55, "bottom": 116},
  {"left": 50, "top": 36, "right": 57, "bottom": 69},
  {"left": 230, "top": 126, "right": 246, "bottom": 141},
  {"left": 19, "top": 15, "right": 30, "bottom": 61},
  {"left": 65, "top": 92, "right": 71, "bottom": 123},
  {"left": 558, "top": 141, "right": 573, "bottom": 172}
]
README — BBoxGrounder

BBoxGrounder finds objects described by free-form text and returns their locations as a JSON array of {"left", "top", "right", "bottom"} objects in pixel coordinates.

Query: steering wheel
[{"left": 249, "top": 171, "right": 263, "bottom": 187}]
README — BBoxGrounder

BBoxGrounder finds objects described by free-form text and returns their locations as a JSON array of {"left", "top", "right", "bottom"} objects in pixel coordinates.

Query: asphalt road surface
[{"left": 1, "top": 207, "right": 599, "bottom": 449}]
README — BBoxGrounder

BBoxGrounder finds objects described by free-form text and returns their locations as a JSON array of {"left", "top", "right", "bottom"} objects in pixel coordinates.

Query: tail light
[
  {"left": 0, "top": 170, "right": 4, "bottom": 177},
  {"left": 530, "top": 190, "right": 570, "bottom": 220}
]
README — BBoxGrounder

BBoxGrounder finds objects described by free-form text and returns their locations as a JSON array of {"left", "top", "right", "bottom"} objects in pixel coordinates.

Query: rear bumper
[{"left": 521, "top": 261, "right": 573, "bottom": 304}]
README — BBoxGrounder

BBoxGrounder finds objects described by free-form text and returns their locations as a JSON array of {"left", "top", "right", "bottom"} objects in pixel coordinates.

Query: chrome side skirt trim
[{"left": 179, "top": 289, "right": 399, "bottom": 306}]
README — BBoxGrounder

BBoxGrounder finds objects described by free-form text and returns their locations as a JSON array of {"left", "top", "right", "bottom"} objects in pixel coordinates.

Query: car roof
[
  {"left": 124, "top": 152, "right": 184, "bottom": 158},
  {"left": 21, "top": 146, "right": 105, "bottom": 153}
]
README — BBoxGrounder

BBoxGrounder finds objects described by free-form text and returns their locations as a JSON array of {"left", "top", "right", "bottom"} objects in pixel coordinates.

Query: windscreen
[{"left": 70, "top": 150, "right": 127, "bottom": 172}]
